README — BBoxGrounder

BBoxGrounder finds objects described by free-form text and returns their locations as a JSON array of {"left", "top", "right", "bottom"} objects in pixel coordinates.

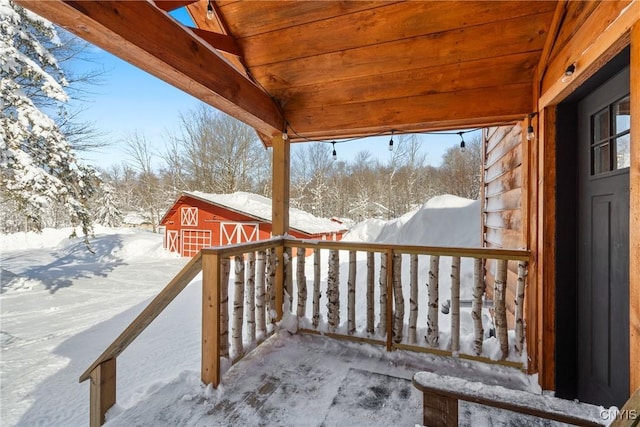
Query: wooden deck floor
[{"left": 107, "top": 332, "right": 570, "bottom": 426}]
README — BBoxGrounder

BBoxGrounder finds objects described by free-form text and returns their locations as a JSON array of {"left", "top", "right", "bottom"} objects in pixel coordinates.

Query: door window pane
[
  {"left": 615, "top": 134, "right": 630, "bottom": 169},
  {"left": 614, "top": 96, "right": 630, "bottom": 135},
  {"left": 592, "top": 143, "right": 610, "bottom": 174},
  {"left": 592, "top": 108, "right": 610, "bottom": 143}
]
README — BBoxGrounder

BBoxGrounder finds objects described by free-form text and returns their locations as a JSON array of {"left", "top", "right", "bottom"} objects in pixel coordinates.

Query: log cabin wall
[{"left": 482, "top": 123, "right": 526, "bottom": 326}]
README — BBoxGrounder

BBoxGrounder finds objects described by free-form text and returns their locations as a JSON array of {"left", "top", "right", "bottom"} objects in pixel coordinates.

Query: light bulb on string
[
  {"left": 526, "top": 113, "right": 536, "bottom": 141},
  {"left": 458, "top": 132, "right": 466, "bottom": 152},
  {"left": 332, "top": 142, "right": 337, "bottom": 161},
  {"left": 388, "top": 131, "right": 394, "bottom": 151},
  {"left": 206, "top": 0, "right": 214, "bottom": 20}
]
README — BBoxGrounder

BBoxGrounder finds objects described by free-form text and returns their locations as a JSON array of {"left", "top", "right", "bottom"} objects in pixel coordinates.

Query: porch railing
[{"left": 79, "top": 237, "right": 529, "bottom": 426}]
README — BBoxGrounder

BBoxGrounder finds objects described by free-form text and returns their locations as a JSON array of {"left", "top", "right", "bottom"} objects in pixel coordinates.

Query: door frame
[{"left": 553, "top": 48, "right": 632, "bottom": 403}]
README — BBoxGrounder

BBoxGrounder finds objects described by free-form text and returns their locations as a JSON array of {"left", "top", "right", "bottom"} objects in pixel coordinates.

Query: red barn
[{"left": 160, "top": 191, "right": 347, "bottom": 257}]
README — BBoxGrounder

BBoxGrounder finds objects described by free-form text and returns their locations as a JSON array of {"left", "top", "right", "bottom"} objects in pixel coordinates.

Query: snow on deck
[
  {"left": 105, "top": 332, "right": 572, "bottom": 427},
  {"left": 186, "top": 191, "right": 345, "bottom": 235}
]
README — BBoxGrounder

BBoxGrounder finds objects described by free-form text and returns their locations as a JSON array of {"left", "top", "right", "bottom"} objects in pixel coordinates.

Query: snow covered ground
[{"left": 0, "top": 197, "right": 609, "bottom": 426}]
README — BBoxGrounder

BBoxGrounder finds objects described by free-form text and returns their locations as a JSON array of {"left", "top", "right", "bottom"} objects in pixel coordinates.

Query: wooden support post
[
  {"left": 537, "top": 106, "right": 557, "bottom": 387},
  {"left": 89, "top": 358, "right": 116, "bottom": 427},
  {"left": 629, "top": 21, "right": 640, "bottom": 397},
  {"left": 423, "top": 391, "right": 458, "bottom": 427},
  {"left": 202, "top": 252, "right": 221, "bottom": 387},
  {"left": 272, "top": 134, "right": 290, "bottom": 321}
]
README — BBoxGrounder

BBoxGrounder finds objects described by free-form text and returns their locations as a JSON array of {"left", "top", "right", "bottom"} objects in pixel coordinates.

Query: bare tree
[
  {"left": 435, "top": 135, "right": 482, "bottom": 199},
  {"left": 122, "top": 132, "right": 167, "bottom": 231},
  {"left": 170, "top": 105, "right": 269, "bottom": 194}
]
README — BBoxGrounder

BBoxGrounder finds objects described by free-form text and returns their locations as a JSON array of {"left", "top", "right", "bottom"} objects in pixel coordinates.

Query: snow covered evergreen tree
[
  {"left": 0, "top": 0, "right": 99, "bottom": 235},
  {"left": 94, "top": 183, "right": 122, "bottom": 227}
]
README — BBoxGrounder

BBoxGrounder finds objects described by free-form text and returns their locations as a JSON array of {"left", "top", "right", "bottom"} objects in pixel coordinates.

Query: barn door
[
  {"left": 220, "top": 222, "right": 259, "bottom": 245},
  {"left": 167, "top": 230, "right": 179, "bottom": 253},
  {"left": 576, "top": 66, "right": 630, "bottom": 407}
]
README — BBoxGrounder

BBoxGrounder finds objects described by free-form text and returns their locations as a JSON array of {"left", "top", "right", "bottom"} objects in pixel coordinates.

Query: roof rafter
[
  {"left": 16, "top": 0, "right": 284, "bottom": 138},
  {"left": 153, "top": 0, "right": 199, "bottom": 13}
]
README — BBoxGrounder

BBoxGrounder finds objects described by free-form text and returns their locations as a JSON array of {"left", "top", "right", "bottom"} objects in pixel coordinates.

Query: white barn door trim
[
  {"left": 220, "top": 222, "right": 260, "bottom": 245},
  {"left": 167, "top": 230, "right": 179, "bottom": 253}
]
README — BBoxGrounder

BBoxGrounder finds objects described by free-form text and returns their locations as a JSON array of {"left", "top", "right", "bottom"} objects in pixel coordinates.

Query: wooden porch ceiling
[{"left": 17, "top": 0, "right": 557, "bottom": 145}]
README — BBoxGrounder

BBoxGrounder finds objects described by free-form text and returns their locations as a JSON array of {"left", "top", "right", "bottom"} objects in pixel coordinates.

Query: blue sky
[{"left": 70, "top": 8, "right": 468, "bottom": 170}]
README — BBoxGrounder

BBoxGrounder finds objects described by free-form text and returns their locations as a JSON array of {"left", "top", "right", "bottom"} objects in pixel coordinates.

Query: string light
[
  {"left": 526, "top": 112, "right": 537, "bottom": 141},
  {"left": 282, "top": 123, "right": 289, "bottom": 140},
  {"left": 458, "top": 132, "right": 466, "bottom": 152},
  {"left": 388, "top": 131, "right": 394, "bottom": 151},
  {"left": 561, "top": 63, "right": 576, "bottom": 83},
  {"left": 332, "top": 142, "right": 337, "bottom": 161},
  {"left": 206, "top": 0, "right": 214, "bottom": 20}
]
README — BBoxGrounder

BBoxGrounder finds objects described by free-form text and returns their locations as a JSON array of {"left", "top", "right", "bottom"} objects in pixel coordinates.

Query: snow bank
[{"left": 343, "top": 195, "right": 480, "bottom": 247}]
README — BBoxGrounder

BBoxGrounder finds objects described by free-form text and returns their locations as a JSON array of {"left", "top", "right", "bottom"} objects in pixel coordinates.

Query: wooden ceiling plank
[
  {"left": 285, "top": 83, "right": 532, "bottom": 141},
  {"left": 188, "top": 27, "right": 242, "bottom": 56},
  {"left": 277, "top": 52, "right": 539, "bottom": 111},
  {"left": 218, "top": 1, "right": 397, "bottom": 38},
  {"left": 154, "top": 1, "right": 199, "bottom": 12},
  {"left": 250, "top": 11, "right": 552, "bottom": 90},
  {"left": 17, "top": 0, "right": 283, "bottom": 137},
  {"left": 239, "top": 1, "right": 556, "bottom": 67}
]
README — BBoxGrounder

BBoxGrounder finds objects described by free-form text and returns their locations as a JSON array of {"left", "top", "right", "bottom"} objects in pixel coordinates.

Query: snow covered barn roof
[{"left": 163, "top": 191, "right": 346, "bottom": 236}]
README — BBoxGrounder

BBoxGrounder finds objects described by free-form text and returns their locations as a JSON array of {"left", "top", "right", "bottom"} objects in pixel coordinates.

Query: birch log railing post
[
  {"left": 392, "top": 252, "right": 404, "bottom": 343},
  {"left": 255, "top": 250, "right": 266, "bottom": 335},
  {"left": 220, "top": 257, "right": 230, "bottom": 359},
  {"left": 494, "top": 259, "right": 509, "bottom": 360},
  {"left": 246, "top": 252, "right": 256, "bottom": 342},
  {"left": 514, "top": 261, "right": 527, "bottom": 356},
  {"left": 312, "top": 248, "right": 321, "bottom": 328},
  {"left": 379, "top": 252, "right": 388, "bottom": 337},
  {"left": 426, "top": 255, "right": 440, "bottom": 347},
  {"left": 232, "top": 255, "right": 245, "bottom": 357},
  {"left": 472, "top": 258, "right": 485, "bottom": 355},
  {"left": 202, "top": 252, "right": 221, "bottom": 387},
  {"left": 450, "top": 256, "right": 461, "bottom": 353},
  {"left": 266, "top": 248, "right": 276, "bottom": 324},
  {"left": 285, "top": 247, "right": 293, "bottom": 308},
  {"left": 386, "top": 249, "right": 394, "bottom": 351},
  {"left": 296, "top": 247, "right": 307, "bottom": 318},
  {"left": 327, "top": 249, "right": 340, "bottom": 333},
  {"left": 348, "top": 251, "right": 356, "bottom": 335},
  {"left": 366, "top": 251, "right": 375, "bottom": 335},
  {"left": 409, "top": 254, "right": 418, "bottom": 344}
]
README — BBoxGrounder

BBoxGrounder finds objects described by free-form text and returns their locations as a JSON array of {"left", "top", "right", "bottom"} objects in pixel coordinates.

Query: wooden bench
[{"left": 412, "top": 371, "right": 615, "bottom": 427}]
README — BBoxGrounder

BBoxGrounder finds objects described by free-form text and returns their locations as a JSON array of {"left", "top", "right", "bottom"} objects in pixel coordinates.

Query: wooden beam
[
  {"left": 536, "top": 0, "right": 568, "bottom": 86},
  {"left": 188, "top": 27, "right": 242, "bottom": 56},
  {"left": 201, "top": 252, "right": 221, "bottom": 386},
  {"left": 89, "top": 359, "right": 116, "bottom": 427},
  {"left": 271, "top": 134, "right": 290, "bottom": 321},
  {"left": 284, "top": 83, "right": 532, "bottom": 141},
  {"left": 16, "top": 0, "right": 283, "bottom": 138},
  {"left": 153, "top": 0, "right": 198, "bottom": 12},
  {"left": 629, "top": 21, "right": 640, "bottom": 397},
  {"left": 539, "top": 0, "right": 639, "bottom": 107}
]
